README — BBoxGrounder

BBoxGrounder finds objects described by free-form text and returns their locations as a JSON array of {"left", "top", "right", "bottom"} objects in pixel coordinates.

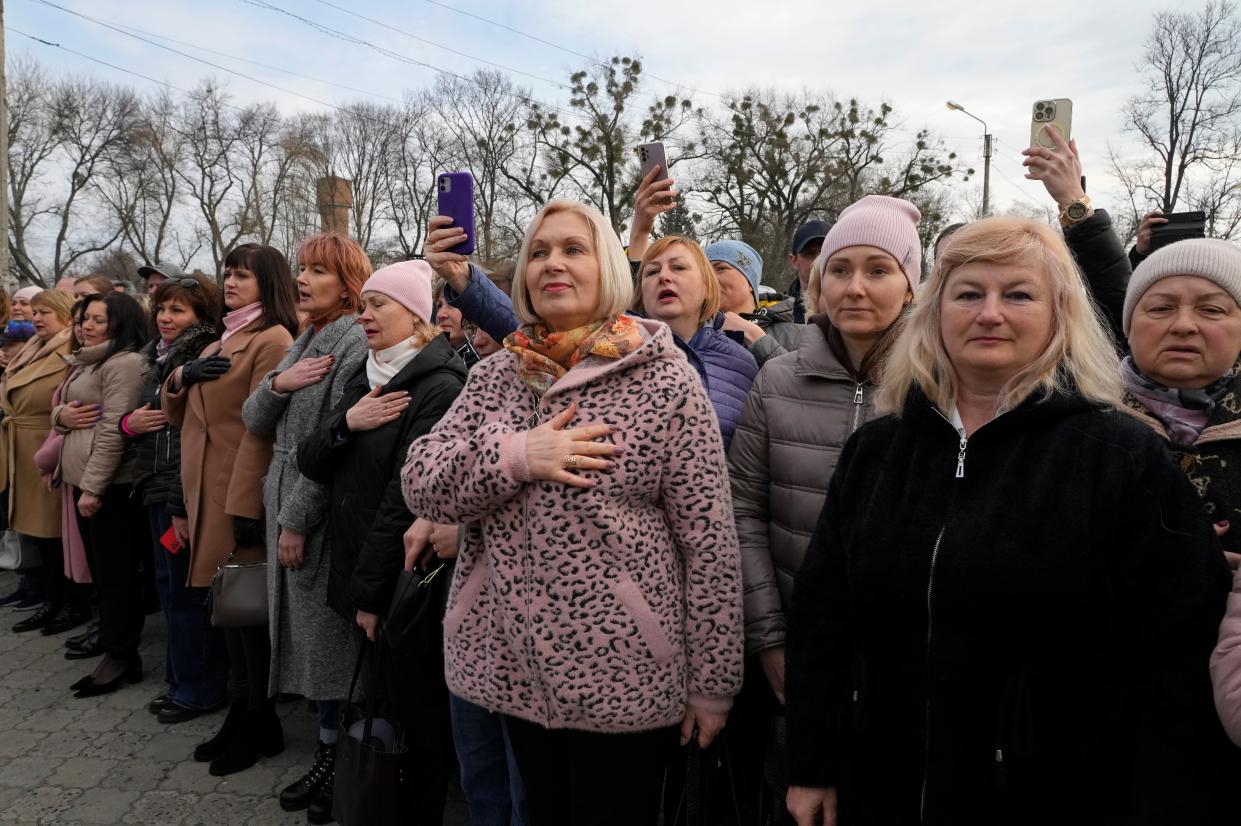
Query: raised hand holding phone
[
  {"left": 436, "top": 172, "right": 476, "bottom": 255},
  {"left": 1030, "top": 98, "right": 1073, "bottom": 149}
]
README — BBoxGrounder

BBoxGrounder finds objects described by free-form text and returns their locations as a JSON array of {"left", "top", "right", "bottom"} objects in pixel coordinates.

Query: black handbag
[
  {"left": 333, "top": 637, "right": 408, "bottom": 826},
  {"left": 208, "top": 550, "right": 267, "bottom": 628},
  {"left": 668, "top": 729, "right": 744, "bottom": 826},
  {"left": 383, "top": 561, "right": 451, "bottom": 656}
]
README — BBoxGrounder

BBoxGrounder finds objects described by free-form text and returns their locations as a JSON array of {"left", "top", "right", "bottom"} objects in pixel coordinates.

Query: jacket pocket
[
  {"left": 212, "top": 447, "right": 237, "bottom": 507},
  {"left": 612, "top": 572, "right": 676, "bottom": 664},
  {"left": 443, "top": 555, "right": 490, "bottom": 639}
]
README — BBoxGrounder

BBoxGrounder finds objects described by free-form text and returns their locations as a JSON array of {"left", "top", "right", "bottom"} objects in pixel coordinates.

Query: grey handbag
[
  {"left": 209, "top": 551, "right": 268, "bottom": 628},
  {"left": 0, "top": 530, "right": 39, "bottom": 571}
]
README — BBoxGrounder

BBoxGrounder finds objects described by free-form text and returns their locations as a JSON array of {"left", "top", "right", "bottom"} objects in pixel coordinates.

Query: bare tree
[
  {"left": 176, "top": 82, "right": 247, "bottom": 275},
  {"left": 1112, "top": 1, "right": 1241, "bottom": 236},
  {"left": 95, "top": 89, "right": 202, "bottom": 268},
  {"left": 45, "top": 78, "right": 141, "bottom": 280},
  {"left": 428, "top": 71, "right": 528, "bottom": 262},
  {"left": 307, "top": 102, "right": 401, "bottom": 251},
  {"left": 696, "top": 91, "right": 967, "bottom": 283},
  {"left": 528, "top": 56, "right": 696, "bottom": 234},
  {"left": 6, "top": 58, "right": 60, "bottom": 285},
  {"left": 382, "top": 93, "right": 454, "bottom": 261}
]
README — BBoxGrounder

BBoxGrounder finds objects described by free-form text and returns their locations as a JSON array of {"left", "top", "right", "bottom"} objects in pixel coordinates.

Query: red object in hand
[{"left": 160, "top": 525, "right": 183, "bottom": 554}]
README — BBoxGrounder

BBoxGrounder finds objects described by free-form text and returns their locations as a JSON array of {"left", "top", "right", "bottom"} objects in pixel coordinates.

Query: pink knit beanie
[
  {"left": 816, "top": 195, "right": 923, "bottom": 292},
  {"left": 362, "top": 260, "right": 434, "bottom": 323}
]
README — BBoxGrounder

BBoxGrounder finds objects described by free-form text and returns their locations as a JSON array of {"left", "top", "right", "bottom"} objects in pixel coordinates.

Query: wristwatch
[{"left": 1059, "top": 195, "right": 1093, "bottom": 227}]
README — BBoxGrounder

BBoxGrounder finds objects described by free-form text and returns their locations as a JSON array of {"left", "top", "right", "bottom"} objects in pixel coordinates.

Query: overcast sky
[{"left": 9, "top": 0, "right": 1181, "bottom": 219}]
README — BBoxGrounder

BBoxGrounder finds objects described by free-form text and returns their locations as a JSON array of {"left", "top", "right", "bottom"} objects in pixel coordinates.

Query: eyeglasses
[{"left": 171, "top": 278, "right": 200, "bottom": 288}]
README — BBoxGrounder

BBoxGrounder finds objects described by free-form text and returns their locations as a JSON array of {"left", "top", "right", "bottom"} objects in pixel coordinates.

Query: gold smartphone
[{"left": 1030, "top": 99, "right": 1073, "bottom": 149}]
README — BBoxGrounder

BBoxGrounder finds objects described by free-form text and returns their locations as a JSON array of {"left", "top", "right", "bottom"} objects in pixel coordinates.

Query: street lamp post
[{"left": 947, "top": 100, "right": 992, "bottom": 217}]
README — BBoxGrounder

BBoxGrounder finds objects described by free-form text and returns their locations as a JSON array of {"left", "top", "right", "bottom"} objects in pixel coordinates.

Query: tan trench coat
[
  {"left": 0, "top": 330, "right": 72, "bottom": 537},
  {"left": 163, "top": 323, "right": 291, "bottom": 587}
]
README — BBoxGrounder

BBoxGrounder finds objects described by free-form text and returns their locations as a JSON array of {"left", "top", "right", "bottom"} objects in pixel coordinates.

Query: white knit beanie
[
  {"left": 815, "top": 195, "right": 922, "bottom": 293},
  {"left": 1123, "top": 238, "right": 1241, "bottom": 336}
]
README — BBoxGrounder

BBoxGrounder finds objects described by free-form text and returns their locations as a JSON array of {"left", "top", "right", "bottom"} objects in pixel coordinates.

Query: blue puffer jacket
[{"left": 445, "top": 264, "right": 757, "bottom": 448}]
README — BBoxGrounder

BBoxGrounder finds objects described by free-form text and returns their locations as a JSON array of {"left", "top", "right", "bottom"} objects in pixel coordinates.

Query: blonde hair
[
  {"left": 631, "top": 236, "right": 721, "bottom": 324},
  {"left": 31, "top": 288, "right": 74, "bottom": 324},
  {"left": 876, "top": 217, "right": 1123, "bottom": 415},
  {"left": 804, "top": 256, "right": 826, "bottom": 316},
  {"left": 511, "top": 200, "right": 634, "bottom": 326}
]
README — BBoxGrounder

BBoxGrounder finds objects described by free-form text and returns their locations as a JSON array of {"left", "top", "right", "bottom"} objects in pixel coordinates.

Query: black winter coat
[
  {"left": 786, "top": 386, "right": 1231, "bottom": 825},
  {"left": 297, "top": 336, "right": 467, "bottom": 620},
  {"left": 1064, "top": 208, "right": 1130, "bottom": 346},
  {"left": 126, "top": 324, "right": 220, "bottom": 514}
]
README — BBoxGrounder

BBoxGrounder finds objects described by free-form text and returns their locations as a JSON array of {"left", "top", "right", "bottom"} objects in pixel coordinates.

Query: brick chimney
[{"left": 316, "top": 176, "right": 353, "bottom": 235}]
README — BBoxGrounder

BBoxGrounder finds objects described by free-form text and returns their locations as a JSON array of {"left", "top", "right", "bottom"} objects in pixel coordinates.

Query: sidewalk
[{"left": 0, "top": 569, "right": 469, "bottom": 825}]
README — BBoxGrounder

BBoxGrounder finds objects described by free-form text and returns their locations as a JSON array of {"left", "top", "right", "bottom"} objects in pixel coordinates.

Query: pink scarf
[{"left": 221, "top": 302, "right": 263, "bottom": 344}]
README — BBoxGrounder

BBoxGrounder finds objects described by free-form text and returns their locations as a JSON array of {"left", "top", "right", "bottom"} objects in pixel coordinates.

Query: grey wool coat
[{"left": 242, "top": 314, "right": 368, "bottom": 699}]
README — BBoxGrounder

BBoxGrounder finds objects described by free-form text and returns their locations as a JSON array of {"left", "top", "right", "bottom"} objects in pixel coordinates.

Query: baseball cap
[
  {"left": 792, "top": 220, "right": 832, "bottom": 254},
  {"left": 137, "top": 261, "right": 189, "bottom": 281}
]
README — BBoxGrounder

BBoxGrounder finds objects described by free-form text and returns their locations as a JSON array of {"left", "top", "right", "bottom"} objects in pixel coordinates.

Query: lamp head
[{"left": 946, "top": 100, "right": 962, "bottom": 111}]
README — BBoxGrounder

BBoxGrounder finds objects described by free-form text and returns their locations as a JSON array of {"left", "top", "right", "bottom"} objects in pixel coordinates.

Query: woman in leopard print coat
[{"left": 405, "top": 199, "right": 744, "bottom": 826}]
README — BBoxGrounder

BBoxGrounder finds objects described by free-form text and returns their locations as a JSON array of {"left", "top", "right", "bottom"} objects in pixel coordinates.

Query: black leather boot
[
  {"left": 279, "top": 740, "right": 336, "bottom": 811},
  {"left": 209, "top": 704, "right": 283, "bottom": 777},
  {"left": 306, "top": 772, "right": 336, "bottom": 825},
  {"left": 194, "top": 697, "right": 247, "bottom": 763}
]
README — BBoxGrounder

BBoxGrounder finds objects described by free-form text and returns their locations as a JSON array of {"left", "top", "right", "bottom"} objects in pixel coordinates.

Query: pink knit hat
[
  {"left": 362, "top": 260, "right": 434, "bottom": 323},
  {"left": 816, "top": 195, "right": 923, "bottom": 292}
]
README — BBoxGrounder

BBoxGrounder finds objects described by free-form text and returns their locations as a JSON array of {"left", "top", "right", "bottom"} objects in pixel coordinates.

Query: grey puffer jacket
[
  {"left": 728, "top": 318, "right": 875, "bottom": 654},
  {"left": 746, "top": 296, "right": 802, "bottom": 367}
]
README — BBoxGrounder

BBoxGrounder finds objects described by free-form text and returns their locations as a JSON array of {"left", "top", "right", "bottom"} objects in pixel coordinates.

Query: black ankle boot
[
  {"left": 255, "top": 703, "right": 285, "bottom": 758},
  {"left": 280, "top": 740, "right": 336, "bottom": 812},
  {"left": 209, "top": 705, "right": 284, "bottom": 777},
  {"left": 194, "top": 698, "right": 247, "bottom": 763},
  {"left": 306, "top": 772, "right": 335, "bottom": 825}
]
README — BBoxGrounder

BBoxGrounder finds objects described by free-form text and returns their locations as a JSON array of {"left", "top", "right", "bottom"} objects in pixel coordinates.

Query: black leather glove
[
  {"left": 232, "top": 516, "right": 265, "bottom": 548},
  {"left": 181, "top": 356, "right": 231, "bottom": 387}
]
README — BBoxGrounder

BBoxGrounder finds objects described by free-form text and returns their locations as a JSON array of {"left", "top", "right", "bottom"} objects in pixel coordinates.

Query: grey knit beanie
[{"left": 1123, "top": 238, "right": 1241, "bottom": 336}]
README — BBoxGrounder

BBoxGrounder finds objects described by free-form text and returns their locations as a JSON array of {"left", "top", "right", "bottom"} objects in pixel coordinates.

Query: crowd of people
[{"left": 0, "top": 121, "right": 1240, "bottom": 826}]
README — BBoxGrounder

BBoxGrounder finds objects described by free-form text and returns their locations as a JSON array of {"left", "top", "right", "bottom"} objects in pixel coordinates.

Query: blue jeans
[
  {"left": 148, "top": 504, "right": 227, "bottom": 709},
  {"left": 449, "top": 693, "right": 528, "bottom": 826}
]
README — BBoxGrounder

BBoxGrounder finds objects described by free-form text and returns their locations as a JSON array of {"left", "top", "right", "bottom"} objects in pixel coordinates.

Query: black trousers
[
  {"left": 30, "top": 535, "right": 88, "bottom": 612},
  {"left": 504, "top": 715, "right": 677, "bottom": 826},
  {"left": 74, "top": 485, "right": 145, "bottom": 659},
  {"left": 224, "top": 623, "right": 272, "bottom": 708}
]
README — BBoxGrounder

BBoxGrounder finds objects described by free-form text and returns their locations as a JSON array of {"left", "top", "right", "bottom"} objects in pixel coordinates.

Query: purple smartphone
[{"left": 437, "top": 172, "right": 476, "bottom": 255}]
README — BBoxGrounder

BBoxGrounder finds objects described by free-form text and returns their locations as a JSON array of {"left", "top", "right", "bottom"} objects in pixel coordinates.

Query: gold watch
[{"left": 1059, "top": 195, "right": 1093, "bottom": 227}]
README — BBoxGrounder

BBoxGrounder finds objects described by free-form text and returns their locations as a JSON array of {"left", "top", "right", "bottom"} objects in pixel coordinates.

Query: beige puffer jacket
[
  {"left": 727, "top": 320, "right": 876, "bottom": 654},
  {"left": 54, "top": 344, "right": 146, "bottom": 496}
]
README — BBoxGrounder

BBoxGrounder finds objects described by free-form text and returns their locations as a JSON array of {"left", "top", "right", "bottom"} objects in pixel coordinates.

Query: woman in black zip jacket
[
  {"left": 297, "top": 260, "right": 467, "bottom": 825},
  {"left": 120, "top": 273, "right": 225, "bottom": 723},
  {"left": 784, "top": 217, "right": 1232, "bottom": 826}
]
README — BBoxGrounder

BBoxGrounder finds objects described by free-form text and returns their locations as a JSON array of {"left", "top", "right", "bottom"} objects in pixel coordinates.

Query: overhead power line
[
  {"left": 238, "top": 0, "right": 583, "bottom": 122},
  {"left": 27, "top": 0, "right": 585, "bottom": 129},
  {"left": 309, "top": 0, "right": 569, "bottom": 90},
  {"left": 107, "top": 19, "right": 406, "bottom": 104},
  {"left": 10, "top": 27, "right": 202, "bottom": 99},
  {"left": 34, "top": 0, "right": 367, "bottom": 116},
  {"left": 421, "top": 0, "right": 724, "bottom": 99}
]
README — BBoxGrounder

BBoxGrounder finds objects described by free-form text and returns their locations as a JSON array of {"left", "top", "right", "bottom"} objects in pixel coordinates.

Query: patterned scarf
[
  {"left": 1122, "top": 356, "right": 1236, "bottom": 446},
  {"left": 503, "top": 314, "right": 644, "bottom": 397}
]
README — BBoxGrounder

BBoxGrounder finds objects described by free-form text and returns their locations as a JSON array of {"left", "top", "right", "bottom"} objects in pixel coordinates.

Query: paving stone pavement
[{"left": 0, "top": 569, "right": 470, "bottom": 825}]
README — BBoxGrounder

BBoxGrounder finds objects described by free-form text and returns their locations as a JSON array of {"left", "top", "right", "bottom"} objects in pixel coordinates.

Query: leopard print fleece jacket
[{"left": 403, "top": 318, "right": 744, "bottom": 733}]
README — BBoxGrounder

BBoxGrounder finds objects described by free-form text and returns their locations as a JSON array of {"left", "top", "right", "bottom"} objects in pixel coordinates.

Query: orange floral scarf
[{"left": 503, "top": 314, "right": 643, "bottom": 397}]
